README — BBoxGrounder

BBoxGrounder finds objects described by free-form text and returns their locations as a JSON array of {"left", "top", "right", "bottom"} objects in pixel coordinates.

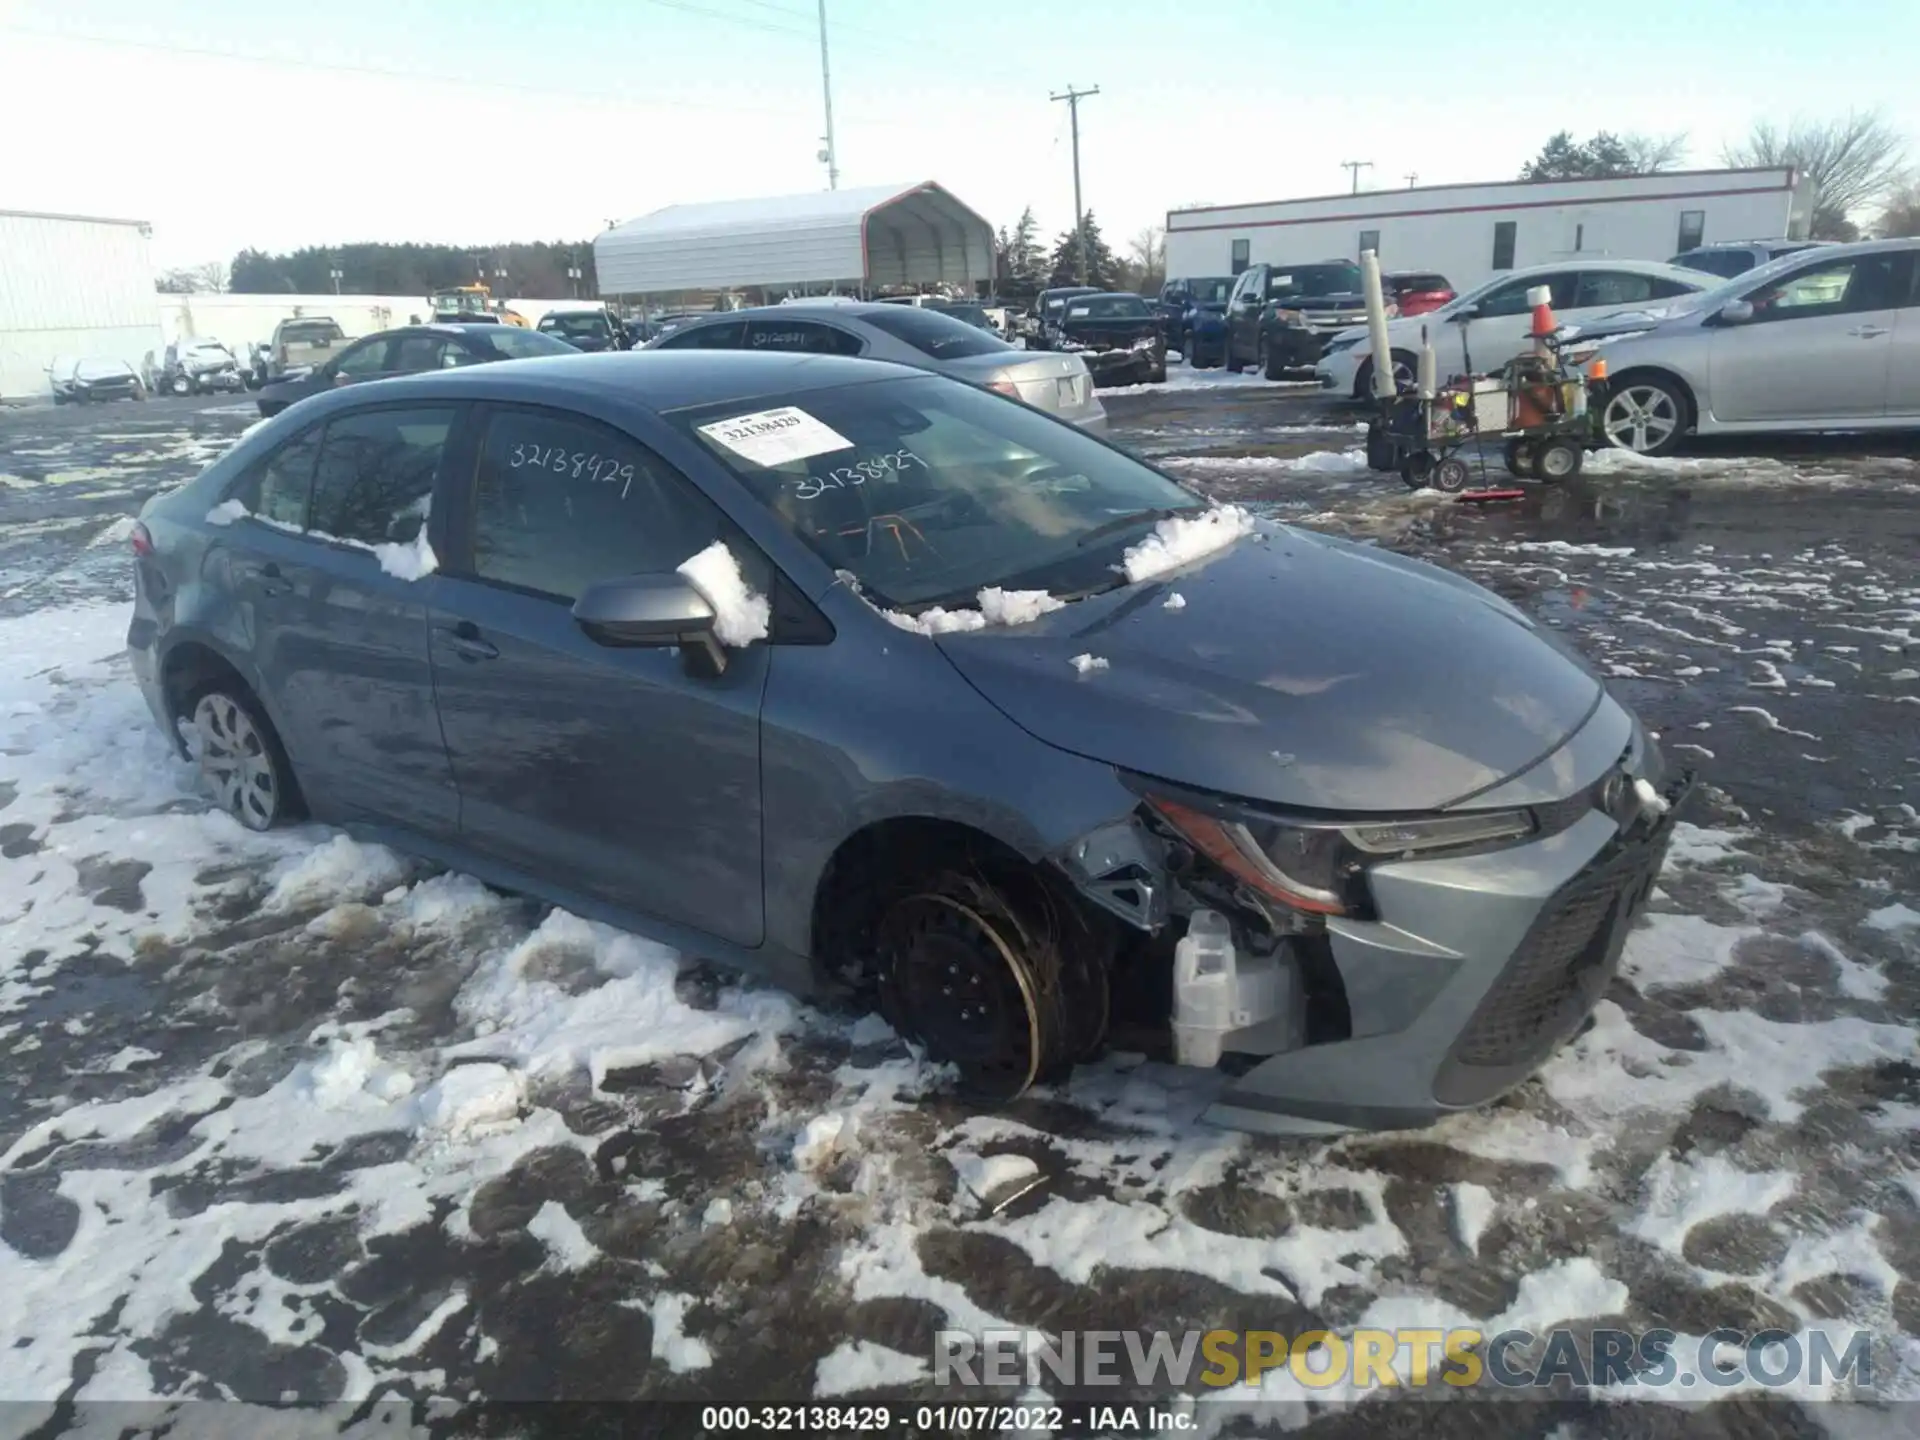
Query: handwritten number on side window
[
  {"left": 506, "top": 442, "right": 637, "bottom": 499},
  {"left": 790, "top": 448, "right": 925, "bottom": 501}
]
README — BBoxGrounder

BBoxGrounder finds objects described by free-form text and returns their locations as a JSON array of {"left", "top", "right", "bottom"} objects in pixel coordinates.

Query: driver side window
[
  {"left": 1475, "top": 273, "right": 1576, "bottom": 316},
  {"left": 1745, "top": 256, "right": 1898, "bottom": 321}
]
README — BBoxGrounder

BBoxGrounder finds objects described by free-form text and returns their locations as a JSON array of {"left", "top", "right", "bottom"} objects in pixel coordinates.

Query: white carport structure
[{"left": 593, "top": 181, "right": 994, "bottom": 300}]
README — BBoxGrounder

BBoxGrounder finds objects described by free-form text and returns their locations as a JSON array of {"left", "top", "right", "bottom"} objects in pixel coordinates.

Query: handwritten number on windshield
[
  {"left": 791, "top": 448, "right": 925, "bottom": 501},
  {"left": 508, "top": 443, "right": 637, "bottom": 499}
]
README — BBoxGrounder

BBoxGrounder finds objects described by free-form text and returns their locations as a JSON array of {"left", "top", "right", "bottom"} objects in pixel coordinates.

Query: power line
[
  {"left": 1, "top": 22, "right": 811, "bottom": 119},
  {"left": 1340, "top": 160, "right": 1374, "bottom": 194}
]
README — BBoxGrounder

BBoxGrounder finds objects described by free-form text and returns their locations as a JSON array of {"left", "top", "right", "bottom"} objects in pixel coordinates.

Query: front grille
[{"left": 1450, "top": 864, "right": 1642, "bottom": 1067}]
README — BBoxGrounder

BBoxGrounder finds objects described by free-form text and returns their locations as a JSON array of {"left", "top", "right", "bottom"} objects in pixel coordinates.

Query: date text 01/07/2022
[
  {"left": 507, "top": 443, "right": 637, "bottom": 497},
  {"left": 697, "top": 1403, "right": 1187, "bottom": 1433}
]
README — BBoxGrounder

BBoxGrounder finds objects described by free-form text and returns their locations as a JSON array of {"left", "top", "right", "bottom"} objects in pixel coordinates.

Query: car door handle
[
  {"left": 1847, "top": 325, "right": 1890, "bottom": 338},
  {"left": 436, "top": 623, "right": 499, "bottom": 661}
]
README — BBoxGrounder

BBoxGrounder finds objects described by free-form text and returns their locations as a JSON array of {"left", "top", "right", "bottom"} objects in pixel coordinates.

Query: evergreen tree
[{"left": 1046, "top": 212, "right": 1120, "bottom": 289}]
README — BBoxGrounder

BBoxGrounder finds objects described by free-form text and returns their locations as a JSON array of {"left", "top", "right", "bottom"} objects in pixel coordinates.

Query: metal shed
[
  {"left": 593, "top": 181, "right": 994, "bottom": 299},
  {"left": 0, "top": 209, "right": 163, "bottom": 402}
]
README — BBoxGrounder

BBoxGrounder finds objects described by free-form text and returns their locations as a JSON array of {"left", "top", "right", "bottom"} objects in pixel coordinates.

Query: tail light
[
  {"left": 985, "top": 380, "right": 1021, "bottom": 400},
  {"left": 130, "top": 522, "right": 154, "bottom": 558}
]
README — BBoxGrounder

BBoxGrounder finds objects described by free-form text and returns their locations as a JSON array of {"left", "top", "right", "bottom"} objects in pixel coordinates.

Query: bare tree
[
  {"left": 1878, "top": 182, "right": 1920, "bottom": 239},
  {"left": 188, "top": 259, "right": 231, "bottom": 293},
  {"left": 1621, "top": 132, "right": 1688, "bottom": 174},
  {"left": 1127, "top": 225, "right": 1166, "bottom": 291},
  {"left": 1724, "top": 111, "right": 1912, "bottom": 238}
]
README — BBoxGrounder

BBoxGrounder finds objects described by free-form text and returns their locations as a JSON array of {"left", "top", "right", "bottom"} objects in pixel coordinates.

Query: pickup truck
[{"left": 267, "top": 316, "right": 349, "bottom": 380}]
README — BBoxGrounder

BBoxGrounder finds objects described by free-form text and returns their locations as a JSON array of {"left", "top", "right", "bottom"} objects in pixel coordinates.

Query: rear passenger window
[
  {"left": 655, "top": 321, "right": 746, "bottom": 350},
  {"left": 745, "top": 320, "right": 864, "bottom": 355},
  {"left": 231, "top": 427, "right": 321, "bottom": 527},
  {"left": 308, "top": 408, "right": 454, "bottom": 545},
  {"left": 468, "top": 407, "right": 737, "bottom": 602},
  {"left": 389, "top": 336, "right": 444, "bottom": 373}
]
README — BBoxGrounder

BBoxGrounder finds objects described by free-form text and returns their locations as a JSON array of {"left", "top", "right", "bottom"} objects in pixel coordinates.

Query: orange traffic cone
[{"left": 1527, "top": 285, "right": 1556, "bottom": 346}]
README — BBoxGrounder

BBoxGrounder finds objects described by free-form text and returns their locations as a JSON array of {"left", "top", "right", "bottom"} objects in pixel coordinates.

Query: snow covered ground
[{"left": 2, "top": 396, "right": 1918, "bottom": 1427}]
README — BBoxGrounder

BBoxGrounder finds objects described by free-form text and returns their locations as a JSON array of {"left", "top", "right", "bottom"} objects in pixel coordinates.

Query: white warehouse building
[
  {"left": 1165, "top": 168, "right": 1813, "bottom": 294},
  {"left": 0, "top": 209, "right": 164, "bottom": 403}
]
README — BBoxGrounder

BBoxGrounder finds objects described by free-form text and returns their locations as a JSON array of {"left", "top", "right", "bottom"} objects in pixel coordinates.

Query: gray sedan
[
  {"left": 647, "top": 301, "right": 1107, "bottom": 431},
  {"left": 129, "top": 349, "right": 1682, "bottom": 1135},
  {"left": 1585, "top": 237, "right": 1920, "bottom": 455}
]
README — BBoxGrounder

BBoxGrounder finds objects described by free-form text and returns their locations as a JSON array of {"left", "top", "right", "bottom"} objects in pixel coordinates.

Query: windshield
[
  {"left": 1187, "top": 278, "right": 1234, "bottom": 304},
  {"left": 75, "top": 359, "right": 133, "bottom": 381},
  {"left": 1268, "top": 264, "right": 1361, "bottom": 299},
  {"left": 672, "top": 374, "right": 1202, "bottom": 608},
  {"left": 1064, "top": 295, "right": 1151, "bottom": 321},
  {"left": 472, "top": 328, "right": 577, "bottom": 359},
  {"left": 1042, "top": 290, "right": 1093, "bottom": 315},
  {"left": 540, "top": 312, "right": 612, "bottom": 337},
  {"left": 284, "top": 322, "right": 344, "bottom": 342},
  {"left": 861, "top": 305, "right": 1010, "bottom": 359}
]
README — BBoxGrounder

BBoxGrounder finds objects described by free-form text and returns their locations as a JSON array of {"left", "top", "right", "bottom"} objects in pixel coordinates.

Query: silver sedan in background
[
  {"left": 646, "top": 301, "right": 1108, "bottom": 431},
  {"left": 1583, "top": 236, "right": 1920, "bottom": 455}
]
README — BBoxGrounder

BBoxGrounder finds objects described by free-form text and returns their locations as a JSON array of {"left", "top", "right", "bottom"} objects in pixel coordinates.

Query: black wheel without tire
[
  {"left": 875, "top": 870, "right": 1108, "bottom": 1099},
  {"left": 1534, "top": 437, "right": 1585, "bottom": 482},
  {"left": 1503, "top": 439, "right": 1538, "bottom": 479},
  {"left": 1399, "top": 451, "right": 1436, "bottom": 491},
  {"left": 183, "top": 685, "right": 302, "bottom": 831}
]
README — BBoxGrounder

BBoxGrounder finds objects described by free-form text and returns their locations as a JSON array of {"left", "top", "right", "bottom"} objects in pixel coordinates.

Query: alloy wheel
[
  {"left": 191, "top": 693, "right": 280, "bottom": 831},
  {"left": 1603, "top": 384, "right": 1681, "bottom": 454}
]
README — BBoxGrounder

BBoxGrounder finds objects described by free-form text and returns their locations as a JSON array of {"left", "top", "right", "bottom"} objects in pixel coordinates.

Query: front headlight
[
  {"left": 1272, "top": 309, "right": 1308, "bottom": 326},
  {"left": 1147, "top": 795, "right": 1535, "bottom": 917},
  {"left": 1131, "top": 335, "right": 1159, "bottom": 351},
  {"left": 1324, "top": 335, "right": 1364, "bottom": 354}
]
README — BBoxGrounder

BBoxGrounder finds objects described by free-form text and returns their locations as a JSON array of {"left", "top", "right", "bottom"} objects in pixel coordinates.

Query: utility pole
[
  {"left": 1051, "top": 84, "right": 1100, "bottom": 282},
  {"left": 1341, "top": 160, "right": 1373, "bottom": 194},
  {"left": 816, "top": 0, "right": 839, "bottom": 189},
  {"left": 1404, "top": 171, "right": 1419, "bottom": 188}
]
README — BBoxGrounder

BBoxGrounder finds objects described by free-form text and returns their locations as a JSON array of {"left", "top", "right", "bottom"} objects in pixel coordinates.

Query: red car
[{"left": 1384, "top": 270, "right": 1455, "bottom": 317}]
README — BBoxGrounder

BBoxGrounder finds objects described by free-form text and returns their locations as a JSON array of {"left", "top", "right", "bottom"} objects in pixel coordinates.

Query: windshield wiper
[{"left": 1074, "top": 505, "right": 1196, "bottom": 548}]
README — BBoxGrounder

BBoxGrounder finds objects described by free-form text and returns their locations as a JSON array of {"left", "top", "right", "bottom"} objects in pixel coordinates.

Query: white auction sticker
[{"left": 697, "top": 406, "right": 854, "bottom": 467}]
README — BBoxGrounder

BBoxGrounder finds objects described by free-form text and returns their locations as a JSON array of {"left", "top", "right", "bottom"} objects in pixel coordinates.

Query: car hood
[{"left": 933, "top": 526, "right": 1604, "bottom": 812}]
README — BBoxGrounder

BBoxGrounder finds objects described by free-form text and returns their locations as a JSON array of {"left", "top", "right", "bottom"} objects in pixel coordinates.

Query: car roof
[
  {"left": 298, "top": 350, "right": 926, "bottom": 418},
  {"left": 1064, "top": 292, "right": 1147, "bottom": 301},
  {"left": 1495, "top": 258, "right": 1712, "bottom": 284}
]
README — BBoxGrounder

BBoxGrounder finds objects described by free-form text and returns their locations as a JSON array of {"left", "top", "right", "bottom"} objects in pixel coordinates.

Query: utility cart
[{"left": 1360, "top": 278, "right": 1608, "bottom": 495}]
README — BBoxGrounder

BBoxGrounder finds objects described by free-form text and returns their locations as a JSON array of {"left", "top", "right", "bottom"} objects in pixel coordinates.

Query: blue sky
[{"left": 4, "top": 0, "right": 1917, "bottom": 268}]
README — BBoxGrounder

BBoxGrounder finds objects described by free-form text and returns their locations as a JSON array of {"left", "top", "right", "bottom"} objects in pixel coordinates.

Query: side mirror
[
  {"left": 1448, "top": 304, "right": 1478, "bottom": 322},
  {"left": 1716, "top": 300, "right": 1754, "bottom": 325},
  {"left": 572, "top": 573, "right": 724, "bottom": 671}
]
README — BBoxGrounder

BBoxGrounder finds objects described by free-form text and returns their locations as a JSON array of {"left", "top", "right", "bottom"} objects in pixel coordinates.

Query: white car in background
[
  {"left": 1315, "top": 260, "right": 1714, "bottom": 400},
  {"left": 1580, "top": 236, "right": 1920, "bottom": 454}
]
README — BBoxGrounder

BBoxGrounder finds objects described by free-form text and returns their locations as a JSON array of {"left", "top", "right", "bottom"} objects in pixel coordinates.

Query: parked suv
[
  {"left": 1154, "top": 277, "right": 1234, "bottom": 357},
  {"left": 1223, "top": 260, "right": 1368, "bottom": 378},
  {"left": 127, "top": 349, "right": 1683, "bottom": 1134},
  {"left": 267, "top": 317, "right": 349, "bottom": 380},
  {"left": 1668, "top": 239, "right": 1829, "bottom": 279}
]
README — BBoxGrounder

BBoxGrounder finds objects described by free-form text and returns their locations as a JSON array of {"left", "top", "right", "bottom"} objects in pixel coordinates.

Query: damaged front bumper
[
  {"left": 1210, "top": 768, "right": 1692, "bottom": 1135},
  {"left": 1054, "top": 732, "right": 1693, "bottom": 1136}
]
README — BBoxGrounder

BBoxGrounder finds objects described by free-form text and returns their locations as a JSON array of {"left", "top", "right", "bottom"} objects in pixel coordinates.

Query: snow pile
[
  {"left": 417, "top": 1062, "right": 525, "bottom": 1138},
  {"left": 193, "top": 497, "right": 438, "bottom": 581},
  {"left": 1165, "top": 450, "right": 1370, "bottom": 477},
  {"left": 1069, "top": 653, "right": 1109, "bottom": 674},
  {"left": 1163, "top": 592, "right": 1186, "bottom": 610},
  {"left": 527, "top": 1200, "right": 599, "bottom": 1271},
  {"left": 815, "top": 1340, "right": 928, "bottom": 1397},
  {"left": 677, "top": 540, "right": 770, "bottom": 647},
  {"left": 881, "top": 586, "right": 1066, "bottom": 636},
  {"left": 1121, "top": 504, "right": 1256, "bottom": 583},
  {"left": 263, "top": 833, "right": 410, "bottom": 912}
]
